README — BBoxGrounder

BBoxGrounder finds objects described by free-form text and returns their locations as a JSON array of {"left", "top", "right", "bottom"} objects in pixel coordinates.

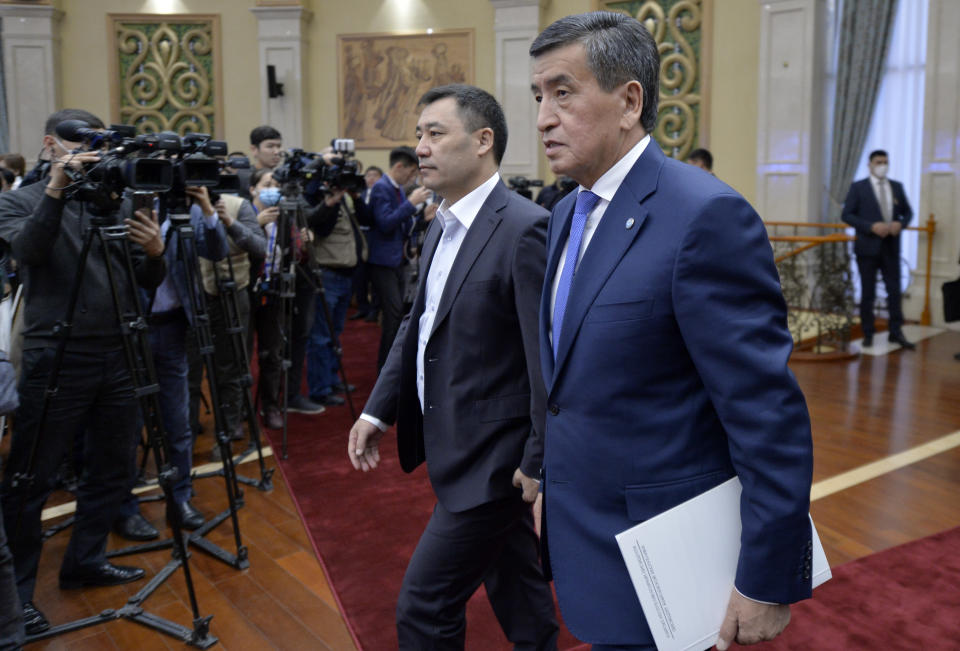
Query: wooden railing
[{"left": 767, "top": 215, "right": 938, "bottom": 325}]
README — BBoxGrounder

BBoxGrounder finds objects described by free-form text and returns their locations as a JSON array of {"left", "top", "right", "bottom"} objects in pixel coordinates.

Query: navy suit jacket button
[{"left": 549, "top": 404, "right": 560, "bottom": 415}]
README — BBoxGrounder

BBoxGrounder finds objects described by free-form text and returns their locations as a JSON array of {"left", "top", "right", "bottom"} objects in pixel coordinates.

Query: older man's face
[{"left": 532, "top": 43, "right": 631, "bottom": 189}]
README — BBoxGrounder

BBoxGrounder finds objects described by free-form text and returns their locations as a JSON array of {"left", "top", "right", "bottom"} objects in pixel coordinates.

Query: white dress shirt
[
  {"left": 548, "top": 135, "right": 650, "bottom": 343},
  {"left": 361, "top": 171, "right": 501, "bottom": 430},
  {"left": 869, "top": 174, "right": 893, "bottom": 222}
]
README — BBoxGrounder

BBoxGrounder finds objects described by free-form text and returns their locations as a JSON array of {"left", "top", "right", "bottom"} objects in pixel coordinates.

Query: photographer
[
  {"left": 534, "top": 175, "right": 576, "bottom": 211},
  {"left": 367, "top": 147, "right": 431, "bottom": 371},
  {"left": 0, "top": 109, "right": 165, "bottom": 634},
  {"left": 305, "top": 159, "right": 368, "bottom": 407},
  {"left": 237, "top": 125, "right": 283, "bottom": 201},
  {"left": 250, "top": 169, "right": 325, "bottom": 428},
  {"left": 187, "top": 182, "right": 266, "bottom": 452},
  {"left": 114, "top": 184, "right": 230, "bottom": 539}
]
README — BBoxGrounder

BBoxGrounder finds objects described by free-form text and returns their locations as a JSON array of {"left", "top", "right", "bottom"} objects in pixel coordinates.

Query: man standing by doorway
[{"left": 842, "top": 149, "right": 915, "bottom": 349}]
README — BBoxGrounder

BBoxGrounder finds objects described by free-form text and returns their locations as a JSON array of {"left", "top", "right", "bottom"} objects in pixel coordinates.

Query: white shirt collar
[
  {"left": 386, "top": 172, "right": 401, "bottom": 189},
  {"left": 581, "top": 135, "right": 651, "bottom": 201},
  {"left": 436, "top": 172, "right": 500, "bottom": 232}
]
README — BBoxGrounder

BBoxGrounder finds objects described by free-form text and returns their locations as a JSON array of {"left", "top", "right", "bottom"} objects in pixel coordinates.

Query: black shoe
[
  {"left": 862, "top": 334, "right": 873, "bottom": 347},
  {"left": 286, "top": 394, "right": 326, "bottom": 415},
  {"left": 312, "top": 393, "right": 346, "bottom": 407},
  {"left": 262, "top": 406, "right": 284, "bottom": 430},
  {"left": 890, "top": 332, "right": 916, "bottom": 350},
  {"left": 112, "top": 513, "right": 159, "bottom": 541},
  {"left": 332, "top": 382, "right": 356, "bottom": 394},
  {"left": 22, "top": 601, "right": 49, "bottom": 635},
  {"left": 168, "top": 500, "right": 205, "bottom": 530},
  {"left": 59, "top": 562, "right": 145, "bottom": 589}
]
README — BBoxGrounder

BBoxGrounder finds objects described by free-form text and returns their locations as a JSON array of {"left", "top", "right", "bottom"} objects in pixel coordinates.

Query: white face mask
[{"left": 872, "top": 164, "right": 888, "bottom": 179}]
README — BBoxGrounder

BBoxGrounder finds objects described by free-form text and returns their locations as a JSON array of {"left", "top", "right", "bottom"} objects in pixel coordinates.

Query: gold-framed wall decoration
[
  {"left": 108, "top": 14, "right": 223, "bottom": 139},
  {"left": 594, "top": 0, "right": 712, "bottom": 160},
  {"left": 337, "top": 30, "right": 475, "bottom": 149}
]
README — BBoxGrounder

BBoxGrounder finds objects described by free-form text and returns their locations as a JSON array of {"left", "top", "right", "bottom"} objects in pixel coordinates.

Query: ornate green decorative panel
[
  {"left": 602, "top": 0, "right": 711, "bottom": 159},
  {"left": 110, "top": 15, "right": 223, "bottom": 138}
]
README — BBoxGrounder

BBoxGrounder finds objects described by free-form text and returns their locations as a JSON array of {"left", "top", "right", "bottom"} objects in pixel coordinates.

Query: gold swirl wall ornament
[
  {"left": 109, "top": 15, "right": 223, "bottom": 138},
  {"left": 598, "top": 0, "right": 712, "bottom": 160}
]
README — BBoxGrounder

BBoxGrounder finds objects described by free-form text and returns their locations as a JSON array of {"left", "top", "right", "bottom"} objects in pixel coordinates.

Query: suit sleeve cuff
[{"left": 359, "top": 413, "right": 388, "bottom": 432}]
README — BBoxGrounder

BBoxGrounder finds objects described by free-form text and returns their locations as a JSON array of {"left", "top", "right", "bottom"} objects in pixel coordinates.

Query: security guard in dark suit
[{"left": 842, "top": 149, "right": 915, "bottom": 349}]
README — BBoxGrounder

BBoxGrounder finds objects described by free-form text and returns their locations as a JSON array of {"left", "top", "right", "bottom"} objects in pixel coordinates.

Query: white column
[
  {"left": 0, "top": 4, "right": 62, "bottom": 162},
  {"left": 755, "top": 0, "right": 826, "bottom": 222},
  {"left": 914, "top": 0, "right": 960, "bottom": 326},
  {"left": 491, "top": 0, "right": 547, "bottom": 180},
  {"left": 250, "top": 6, "right": 312, "bottom": 148}
]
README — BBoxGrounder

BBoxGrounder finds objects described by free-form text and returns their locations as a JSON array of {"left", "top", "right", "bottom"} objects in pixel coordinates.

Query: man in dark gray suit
[
  {"left": 348, "top": 84, "right": 558, "bottom": 650},
  {"left": 842, "top": 149, "right": 915, "bottom": 349}
]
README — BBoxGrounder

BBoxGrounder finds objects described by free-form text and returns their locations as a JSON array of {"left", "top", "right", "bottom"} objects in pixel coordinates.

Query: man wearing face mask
[
  {"left": 842, "top": 150, "right": 915, "bottom": 349},
  {"left": 0, "top": 109, "right": 166, "bottom": 635}
]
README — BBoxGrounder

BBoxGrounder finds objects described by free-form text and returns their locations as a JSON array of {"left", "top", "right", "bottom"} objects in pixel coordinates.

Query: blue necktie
[{"left": 552, "top": 190, "right": 600, "bottom": 358}]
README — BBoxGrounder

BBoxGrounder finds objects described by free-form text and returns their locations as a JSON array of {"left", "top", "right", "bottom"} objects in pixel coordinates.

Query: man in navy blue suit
[
  {"left": 841, "top": 150, "right": 915, "bottom": 349},
  {"left": 529, "top": 12, "right": 814, "bottom": 650},
  {"left": 367, "top": 147, "right": 432, "bottom": 370}
]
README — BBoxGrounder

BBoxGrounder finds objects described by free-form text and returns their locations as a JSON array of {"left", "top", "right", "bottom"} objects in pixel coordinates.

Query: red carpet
[
  {"left": 264, "top": 318, "right": 583, "bottom": 650},
  {"left": 756, "top": 525, "right": 960, "bottom": 650},
  {"left": 267, "top": 318, "right": 960, "bottom": 650}
]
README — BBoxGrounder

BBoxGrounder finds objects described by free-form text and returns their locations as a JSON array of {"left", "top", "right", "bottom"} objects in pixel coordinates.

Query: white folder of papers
[{"left": 615, "top": 477, "right": 830, "bottom": 651}]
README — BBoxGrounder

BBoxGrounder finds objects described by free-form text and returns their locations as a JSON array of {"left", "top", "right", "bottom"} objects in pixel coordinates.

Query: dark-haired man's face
[
  {"left": 251, "top": 138, "right": 283, "bottom": 169},
  {"left": 415, "top": 97, "right": 490, "bottom": 204},
  {"left": 532, "top": 43, "right": 638, "bottom": 189}
]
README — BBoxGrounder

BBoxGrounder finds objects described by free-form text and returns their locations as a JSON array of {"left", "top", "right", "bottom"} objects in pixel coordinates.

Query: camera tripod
[
  {"left": 108, "top": 205, "right": 250, "bottom": 572},
  {"left": 257, "top": 192, "right": 357, "bottom": 459},
  {"left": 12, "top": 211, "right": 215, "bottom": 647},
  {"left": 191, "top": 247, "right": 274, "bottom": 492}
]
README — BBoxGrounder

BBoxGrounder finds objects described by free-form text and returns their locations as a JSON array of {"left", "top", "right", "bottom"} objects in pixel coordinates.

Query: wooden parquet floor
[
  {"left": 14, "top": 329, "right": 960, "bottom": 649},
  {"left": 23, "top": 433, "right": 357, "bottom": 651}
]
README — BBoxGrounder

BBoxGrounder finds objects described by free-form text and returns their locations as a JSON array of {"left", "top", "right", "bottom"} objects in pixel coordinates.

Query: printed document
[{"left": 616, "top": 477, "right": 830, "bottom": 651}]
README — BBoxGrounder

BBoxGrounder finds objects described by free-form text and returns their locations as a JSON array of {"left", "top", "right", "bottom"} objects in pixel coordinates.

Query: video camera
[
  {"left": 272, "top": 139, "right": 365, "bottom": 202},
  {"left": 54, "top": 120, "right": 247, "bottom": 216},
  {"left": 507, "top": 176, "right": 545, "bottom": 192},
  {"left": 507, "top": 175, "right": 544, "bottom": 201},
  {"left": 55, "top": 120, "right": 175, "bottom": 215}
]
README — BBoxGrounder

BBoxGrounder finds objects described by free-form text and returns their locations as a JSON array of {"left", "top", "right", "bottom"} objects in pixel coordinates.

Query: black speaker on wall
[{"left": 267, "top": 65, "right": 285, "bottom": 98}]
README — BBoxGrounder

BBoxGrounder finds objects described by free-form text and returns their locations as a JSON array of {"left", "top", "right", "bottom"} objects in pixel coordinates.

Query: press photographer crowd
[{"left": 0, "top": 106, "right": 576, "bottom": 646}]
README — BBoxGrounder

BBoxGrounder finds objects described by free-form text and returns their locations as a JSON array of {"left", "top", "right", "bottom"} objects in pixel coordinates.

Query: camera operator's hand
[
  {"left": 423, "top": 202, "right": 438, "bottom": 223},
  {"left": 46, "top": 151, "right": 101, "bottom": 200},
  {"left": 215, "top": 199, "right": 234, "bottom": 227},
  {"left": 257, "top": 206, "right": 279, "bottom": 227},
  {"left": 323, "top": 189, "right": 346, "bottom": 207},
  {"left": 185, "top": 186, "right": 216, "bottom": 217},
  {"left": 125, "top": 208, "right": 164, "bottom": 258},
  {"left": 408, "top": 186, "right": 431, "bottom": 206}
]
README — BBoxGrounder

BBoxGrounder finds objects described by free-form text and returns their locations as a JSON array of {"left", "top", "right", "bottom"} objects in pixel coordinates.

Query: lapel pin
[{"left": 625, "top": 217, "right": 635, "bottom": 230}]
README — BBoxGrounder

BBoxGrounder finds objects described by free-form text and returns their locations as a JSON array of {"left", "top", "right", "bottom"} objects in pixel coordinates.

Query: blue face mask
[{"left": 259, "top": 187, "right": 281, "bottom": 207}]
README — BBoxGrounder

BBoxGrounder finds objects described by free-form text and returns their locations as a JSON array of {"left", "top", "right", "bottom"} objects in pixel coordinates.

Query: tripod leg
[
  {"left": 212, "top": 275, "right": 273, "bottom": 490},
  {"left": 172, "top": 223, "right": 250, "bottom": 567},
  {"left": 104, "top": 226, "right": 211, "bottom": 637}
]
